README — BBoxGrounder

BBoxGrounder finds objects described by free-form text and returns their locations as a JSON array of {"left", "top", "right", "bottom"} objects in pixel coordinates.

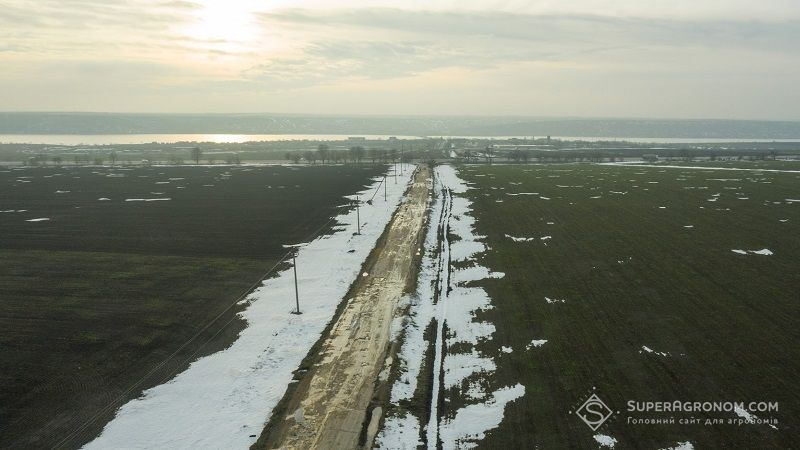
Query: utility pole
[
  {"left": 356, "top": 196, "right": 361, "bottom": 235},
  {"left": 384, "top": 176, "right": 387, "bottom": 201},
  {"left": 292, "top": 254, "right": 301, "bottom": 314}
]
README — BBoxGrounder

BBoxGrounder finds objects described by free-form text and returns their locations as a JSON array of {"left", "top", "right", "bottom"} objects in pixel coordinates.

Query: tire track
[{"left": 426, "top": 185, "right": 452, "bottom": 450}]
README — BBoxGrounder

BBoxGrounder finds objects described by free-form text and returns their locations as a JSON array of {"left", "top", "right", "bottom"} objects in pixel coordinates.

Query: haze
[{"left": 1, "top": 0, "right": 799, "bottom": 120}]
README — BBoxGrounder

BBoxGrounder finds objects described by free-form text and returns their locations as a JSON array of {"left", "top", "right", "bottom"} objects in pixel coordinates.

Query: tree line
[{"left": 283, "top": 145, "right": 406, "bottom": 165}]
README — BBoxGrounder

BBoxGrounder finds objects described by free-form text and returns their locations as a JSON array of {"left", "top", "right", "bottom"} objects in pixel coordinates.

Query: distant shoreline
[
  {"left": 2, "top": 113, "right": 800, "bottom": 141},
  {"left": 3, "top": 134, "right": 800, "bottom": 146}
]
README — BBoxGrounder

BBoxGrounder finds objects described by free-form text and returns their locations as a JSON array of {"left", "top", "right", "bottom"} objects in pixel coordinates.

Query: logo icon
[{"left": 574, "top": 393, "right": 614, "bottom": 430}]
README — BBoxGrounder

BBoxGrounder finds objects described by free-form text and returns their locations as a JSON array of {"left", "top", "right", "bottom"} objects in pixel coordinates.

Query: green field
[
  {"left": 639, "top": 160, "right": 800, "bottom": 170},
  {"left": 0, "top": 164, "right": 386, "bottom": 449},
  {"left": 455, "top": 163, "right": 799, "bottom": 448}
]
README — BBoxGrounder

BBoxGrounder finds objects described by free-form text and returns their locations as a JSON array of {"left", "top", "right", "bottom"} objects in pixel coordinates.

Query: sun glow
[{"left": 183, "top": 0, "right": 263, "bottom": 53}]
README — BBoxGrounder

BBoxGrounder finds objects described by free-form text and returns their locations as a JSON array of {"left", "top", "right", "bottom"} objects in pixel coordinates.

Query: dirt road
[{"left": 263, "top": 165, "right": 431, "bottom": 450}]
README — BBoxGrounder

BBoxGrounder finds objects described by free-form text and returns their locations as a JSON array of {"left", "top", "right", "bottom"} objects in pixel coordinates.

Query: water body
[
  {"left": 2, "top": 134, "right": 798, "bottom": 146},
  {"left": 0, "top": 134, "right": 421, "bottom": 146}
]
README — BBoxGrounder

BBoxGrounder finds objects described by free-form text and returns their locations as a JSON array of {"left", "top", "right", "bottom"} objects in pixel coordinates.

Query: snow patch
[
  {"left": 732, "top": 248, "right": 774, "bottom": 256},
  {"left": 594, "top": 434, "right": 618, "bottom": 448},
  {"left": 640, "top": 346, "right": 669, "bottom": 357},
  {"left": 376, "top": 413, "right": 422, "bottom": 449},
  {"left": 527, "top": 340, "right": 548, "bottom": 349},
  {"left": 438, "top": 384, "right": 525, "bottom": 450},
  {"left": 505, "top": 234, "right": 535, "bottom": 242}
]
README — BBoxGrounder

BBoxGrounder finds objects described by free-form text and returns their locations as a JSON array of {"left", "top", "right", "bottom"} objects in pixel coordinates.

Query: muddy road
[{"left": 260, "top": 165, "right": 431, "bottom": 450}]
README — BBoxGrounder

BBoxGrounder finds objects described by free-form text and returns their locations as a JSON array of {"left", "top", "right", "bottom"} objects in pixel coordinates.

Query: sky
[{"left": 1, "top": 0, "right": 799, "bottom": 120}]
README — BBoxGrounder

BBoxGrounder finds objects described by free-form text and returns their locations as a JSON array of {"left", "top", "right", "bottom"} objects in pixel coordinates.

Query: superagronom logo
[{"left": 571, "top": 388, "right": 616, "bottom": 431}]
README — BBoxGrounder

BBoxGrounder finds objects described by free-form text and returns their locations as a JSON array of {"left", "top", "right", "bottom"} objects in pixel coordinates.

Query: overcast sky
[{"left": 1, "top": 0, "right": 799, "bottom": 119}]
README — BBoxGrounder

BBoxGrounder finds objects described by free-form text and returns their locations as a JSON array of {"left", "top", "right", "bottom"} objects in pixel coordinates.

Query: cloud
[
  {"left": 262, "top": 8, "right": 800, "bottom": 54},
  {"left": 246, "top": 8, "right": 800, "bottom": 90},
  {"left": 1, "top": 1, "right": 799, "bottom": 118}
]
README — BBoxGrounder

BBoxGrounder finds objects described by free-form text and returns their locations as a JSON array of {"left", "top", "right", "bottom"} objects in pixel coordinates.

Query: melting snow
[
  {"left": 438, "top": 384, "right": 525, "bottom": 450},
  {"left": 125, "top": 198, "right": 171, "bottom": 202},
  {"left": 640, "top": 346, "right": 669, "bottom": 357},
  {"left": 527, "top": 340, "right": 548, "bottom": 349},
  {"left": 734, "top": 405, "right": 779, "bottom": 430},
  {"left": 381, "top": 166, "right": 523, "bottom": 450},
  {"left": 733, "top": 249, "right": 774, "bottom": 256},
  {"left": 26, "top": 218, "right": 50, "bottom": 222},
  {"left": 594, "top": 434, "right": 618, "bottom": 448},
  {"left": 87, "top": 168, "right": 414, "bottom": 450},
  {"left": 505, "top": 234, "right": 535, "bottom": 242},
  {"left": 378, "top": 413, "right": 422, "bottom": 449},
  {"left": 660, "top": 442, "right": 694, "bottom": 450}
]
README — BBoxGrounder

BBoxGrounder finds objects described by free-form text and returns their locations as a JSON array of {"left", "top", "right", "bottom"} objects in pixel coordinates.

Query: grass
[
  {"left": 453, "top": 163, "right": 799, "bottom": 449},
  {"left": 642, "top": 159, "right": 800, "bottom": 170},
  {"left": 0, "top": 164, "right": 386, "bottom": 449}
]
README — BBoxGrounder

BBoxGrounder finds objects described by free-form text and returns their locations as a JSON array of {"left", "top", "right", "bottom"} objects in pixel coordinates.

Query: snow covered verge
[
  {"left": 377, "top": 165, "right": 524, "bottom": 450},
  {"left": 85, "top": 168, "right": 414, "bottom": 450}
]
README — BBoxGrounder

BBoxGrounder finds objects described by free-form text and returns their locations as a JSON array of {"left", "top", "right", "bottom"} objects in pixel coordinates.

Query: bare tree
[
  {"left": 316, "top": 144, "right": 329, "bottom": 163},
  {"left": 484, "top": 146, "right": 495, "bottom": 164},
  {"left": 191, "top": 147, "right": 202, "bottom": 164},
  {"left": 285, "top": 152, "right": 301, "bottom": 164},
  {"left": 349, "top": 146, "right": 366, "bottom": 163}
]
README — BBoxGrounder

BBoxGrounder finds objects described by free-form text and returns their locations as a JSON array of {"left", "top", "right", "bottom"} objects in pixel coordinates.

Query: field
[
  {"left": 0, "top": 164, "right": 386, "bottom": 449},
  {"left": 453, "top": 163, "right": 799, "bottom": 448},
  {"left": 629, "top": 160, "right": 800, "bottom": 170}
]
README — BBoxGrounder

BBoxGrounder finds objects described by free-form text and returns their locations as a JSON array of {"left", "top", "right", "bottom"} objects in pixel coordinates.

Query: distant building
[{"left": 347, "top": 136, "right": 366, "bottom": 142}]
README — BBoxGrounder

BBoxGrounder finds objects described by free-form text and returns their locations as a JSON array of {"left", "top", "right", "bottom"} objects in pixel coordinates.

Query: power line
[{"left": 53, "top": 192, "right": 368, "bottom": 448}]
